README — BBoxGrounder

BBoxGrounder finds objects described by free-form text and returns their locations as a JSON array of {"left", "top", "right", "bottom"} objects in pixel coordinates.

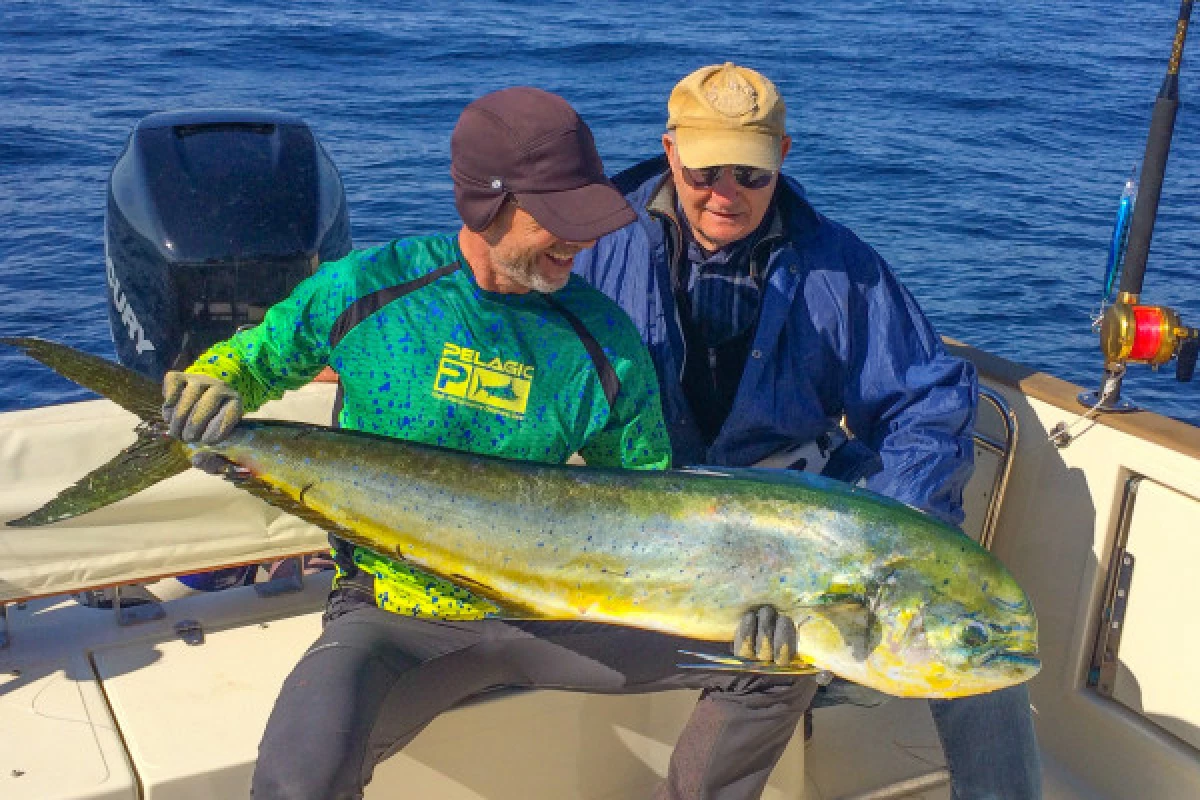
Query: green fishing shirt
[{"left": 188, "top": 233, "right": 671, "bottom": 618}]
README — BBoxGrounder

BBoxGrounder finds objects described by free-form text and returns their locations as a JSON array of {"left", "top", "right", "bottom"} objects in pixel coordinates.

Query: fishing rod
[{"left": 1083, "top": 0, "right": 1200, "bottom": 412}]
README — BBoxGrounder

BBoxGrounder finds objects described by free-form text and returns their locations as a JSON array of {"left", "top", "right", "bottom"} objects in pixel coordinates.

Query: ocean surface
[{"left": 2, "top": 0, "right": 1197, "bottom": 426}]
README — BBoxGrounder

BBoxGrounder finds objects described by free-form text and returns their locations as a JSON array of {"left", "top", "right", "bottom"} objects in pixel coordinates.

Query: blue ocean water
[{"left": 1, "top": 0, "right": 1197, "bottom": 425}]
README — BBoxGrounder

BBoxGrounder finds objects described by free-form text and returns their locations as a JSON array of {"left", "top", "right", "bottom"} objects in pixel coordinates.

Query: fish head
[{"left": 864, "top": 560, "right": 1040, "bottom": 698}]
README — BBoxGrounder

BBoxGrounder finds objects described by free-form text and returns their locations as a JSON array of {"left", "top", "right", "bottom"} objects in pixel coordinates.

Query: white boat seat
[{"left": 1, "top": 575, "right": 809, "bottom": 800}]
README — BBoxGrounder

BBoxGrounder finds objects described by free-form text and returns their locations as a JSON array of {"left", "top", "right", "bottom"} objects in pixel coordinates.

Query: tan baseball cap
[{"left": 666, "top": 63, "right": 787, "bottom": 171}]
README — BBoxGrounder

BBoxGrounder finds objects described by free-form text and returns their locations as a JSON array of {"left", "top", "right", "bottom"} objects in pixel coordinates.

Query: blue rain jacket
[{"left": 573, "top": 157, "right": 977, "bottom": 525}]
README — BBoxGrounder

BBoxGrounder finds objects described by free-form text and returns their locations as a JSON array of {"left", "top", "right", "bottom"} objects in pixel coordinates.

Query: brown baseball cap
[{"left": 451, "top": 87, "right": 635, "bottom": 242}]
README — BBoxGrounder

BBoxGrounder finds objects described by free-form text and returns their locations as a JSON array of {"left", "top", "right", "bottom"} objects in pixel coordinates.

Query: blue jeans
[
  {"left": 931, "top": 684, "right": 1042, "bottom": 800},
  {"left": 815, "top": 682, "right": 1040, "bottom": 799}
]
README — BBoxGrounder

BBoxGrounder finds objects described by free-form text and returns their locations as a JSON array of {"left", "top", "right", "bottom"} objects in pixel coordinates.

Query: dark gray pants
[{"left": 252, "top": 593, "right": 817, "bottom": 800}]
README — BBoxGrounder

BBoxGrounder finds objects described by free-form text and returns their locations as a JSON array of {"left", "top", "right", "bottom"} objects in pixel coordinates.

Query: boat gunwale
[{"left": 945, "top": 338, "right": 1200, "bottom": 460}]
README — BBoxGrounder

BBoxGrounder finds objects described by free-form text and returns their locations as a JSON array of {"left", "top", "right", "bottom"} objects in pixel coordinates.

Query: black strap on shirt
[
  {"left": 329, "top": 262, "right": 462, "bottom": 349},
  {"left": 327, "top": 262, "right": 461, "bottom": 424},
  {"left": 542, "top": 293, "right": 620, "bottom": 409}
]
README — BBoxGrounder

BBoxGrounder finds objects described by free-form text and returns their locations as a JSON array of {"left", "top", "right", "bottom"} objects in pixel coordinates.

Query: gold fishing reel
[
  {"left": 1099, "top": 292, "right": 1199, "bottom": 370},
  {"left": 1080, "top": 292, "right": 1199, "bottom": 414},
  {"left": 1098, "top": 292, "right": 1199, "bottom": 374}
]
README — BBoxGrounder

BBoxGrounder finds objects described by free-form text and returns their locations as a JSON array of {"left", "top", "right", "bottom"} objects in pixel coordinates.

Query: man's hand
[
  {"left": 162, "top": 371, "right": 243, "bottom": 444},
  {"left": 734, "top": 605, "right": 798, "bottom": 666}
]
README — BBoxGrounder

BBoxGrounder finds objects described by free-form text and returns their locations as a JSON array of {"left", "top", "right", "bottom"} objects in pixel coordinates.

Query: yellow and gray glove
[
  {"left": 733, "top": 605, "right": 798, "bottom": 666},
  {"left": 162, "top": 371, "right": 244, "bottom": 444}
]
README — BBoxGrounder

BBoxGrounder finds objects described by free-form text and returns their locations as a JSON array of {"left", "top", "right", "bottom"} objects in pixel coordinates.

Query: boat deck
[{"left": 4, "top": 345, "right": 1200, "bottom": 798}]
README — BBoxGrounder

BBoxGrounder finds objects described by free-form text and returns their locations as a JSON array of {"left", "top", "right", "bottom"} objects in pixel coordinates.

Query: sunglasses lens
[
  {"left": 683, "top": 165, "right": 774, "bottom": 190},
  {"left": 683, "top": 166, "right": 722, "bottom": 187},
  {"left": 733, "top": 167, "right": 775, "bottom": 189}
]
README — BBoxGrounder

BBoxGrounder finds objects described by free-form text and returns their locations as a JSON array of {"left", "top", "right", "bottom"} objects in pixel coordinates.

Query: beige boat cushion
[{"left": 0, "top": 386, "right": 336, "bottom": 603}]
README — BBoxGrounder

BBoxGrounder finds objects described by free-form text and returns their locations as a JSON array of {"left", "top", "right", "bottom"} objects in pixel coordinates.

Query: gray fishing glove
[
  {"left": 734, "top": 605, "right": 798, "bottom": 666},
  {"left": 162, "top": 371, "right": 243, "bottom": 444}
]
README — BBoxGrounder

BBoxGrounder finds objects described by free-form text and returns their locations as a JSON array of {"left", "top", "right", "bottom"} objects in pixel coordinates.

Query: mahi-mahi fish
[{"left": 1, "top": 337, "right": 1039, "bottom": 698}]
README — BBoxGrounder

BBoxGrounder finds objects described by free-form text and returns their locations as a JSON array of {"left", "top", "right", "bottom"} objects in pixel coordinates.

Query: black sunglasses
[{"left": 681, "top": 164, "right": 776, "bottom": 190}]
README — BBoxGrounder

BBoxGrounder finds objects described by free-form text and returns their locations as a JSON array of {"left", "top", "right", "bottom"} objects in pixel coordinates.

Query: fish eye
[{"left": 959, "top": 620, "right": 990, "bottom": 649}]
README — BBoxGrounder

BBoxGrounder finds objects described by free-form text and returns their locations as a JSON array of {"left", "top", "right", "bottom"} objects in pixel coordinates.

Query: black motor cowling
[{"left": 105, "top": 109, "right": 352, "bottom": 379}]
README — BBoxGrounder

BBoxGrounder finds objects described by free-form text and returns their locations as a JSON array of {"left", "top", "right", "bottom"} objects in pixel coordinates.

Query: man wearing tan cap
[{"left": 576, "top": 63, "right": 1041, "bottom": 799}]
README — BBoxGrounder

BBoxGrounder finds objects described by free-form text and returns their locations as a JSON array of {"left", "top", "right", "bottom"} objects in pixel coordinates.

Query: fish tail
[
  {"left": 2, "top": 337, "right": 191, "bottom": 527},
  {"left": 7, "top": 432, "right": 192, "bottom": 527},
  {"left": 1, "top": 337, "right": 164, "bottom": 422}
]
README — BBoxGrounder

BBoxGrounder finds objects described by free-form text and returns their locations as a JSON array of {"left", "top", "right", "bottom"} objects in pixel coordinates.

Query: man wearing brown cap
[
  {"left": 575, "top": 63, "right": 1042, "bottom": 799},
  {"left": 161, "top": 87, "right": 820, "bottom": 800}
]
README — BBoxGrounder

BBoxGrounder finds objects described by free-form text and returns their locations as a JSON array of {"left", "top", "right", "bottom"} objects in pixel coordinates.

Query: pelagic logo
[
  {"left": 433, "top": 342, "right": 532, "bottom": 417},
  {"left": 106, "top": 253, "right": 156, "bottom": 355}
]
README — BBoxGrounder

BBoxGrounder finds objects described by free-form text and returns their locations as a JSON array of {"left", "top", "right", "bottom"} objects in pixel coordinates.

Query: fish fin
[
  {"left": 1, "top": 337, "right": 163, "bottom": 422},
  {"left": 676, "top": 649, "right": 831, "bottom": 680},
  {"left": 796, "top": 596, "right": 880, "bottom": 664},
  {"left": 7, "top": 430, "right": 192, "bottom": 526}
]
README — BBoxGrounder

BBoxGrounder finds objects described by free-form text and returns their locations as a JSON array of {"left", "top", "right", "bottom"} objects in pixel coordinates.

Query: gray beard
[{"left": 495, "top": 249, "right": 569, "bottom": 294}]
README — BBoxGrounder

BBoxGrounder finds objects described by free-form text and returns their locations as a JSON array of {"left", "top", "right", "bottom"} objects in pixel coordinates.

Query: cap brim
[
  {"left": 673, "top": 128, "right": 783, "bottom": 171},
  {"left": 515, "top": 182, "right": 636, "bottom": 242}
]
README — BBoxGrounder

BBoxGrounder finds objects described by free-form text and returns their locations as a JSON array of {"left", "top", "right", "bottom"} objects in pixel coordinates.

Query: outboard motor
[
  {"left": 93, "top": 110, "right": 352, "bottom": 598},
  {"left": 105, "top": 109, "right": 352, "bottom": 379}
]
